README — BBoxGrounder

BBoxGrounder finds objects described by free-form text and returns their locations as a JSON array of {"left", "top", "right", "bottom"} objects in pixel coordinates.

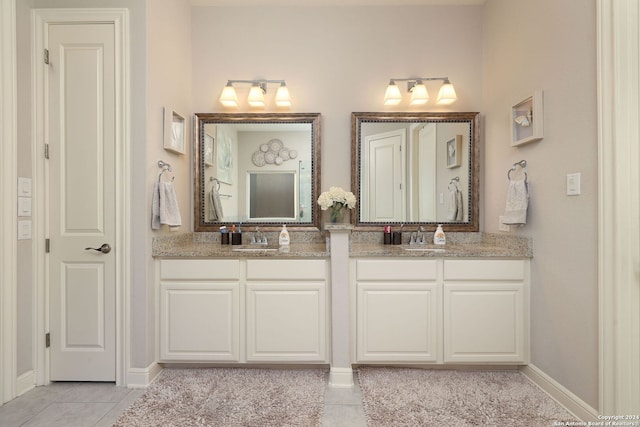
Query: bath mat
[
  {"left": 113, "top": 368, "right": 325, "bottom": 427},
  {"left": 358, "top": 367, "right": 577, "bottom": 427}
]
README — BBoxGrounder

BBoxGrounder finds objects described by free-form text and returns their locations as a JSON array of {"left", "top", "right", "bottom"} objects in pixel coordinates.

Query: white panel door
[
  {"left": 356, "top": 282, "right": 441, "bottom": 362},
  {"left": 362, "top": 129, "right": 405, "bottom": 222},
  {"left": 246, "top": 283, "right": 326, "bottom": 362},
  {"left": 47, "top": 23, "right": 116, "bottom": 381},
  {"left": 159, "top": 283, "right": 240, "bottom": 362},
  {"left": 444, "top": 283, "right": 526, "bottom": 363}
]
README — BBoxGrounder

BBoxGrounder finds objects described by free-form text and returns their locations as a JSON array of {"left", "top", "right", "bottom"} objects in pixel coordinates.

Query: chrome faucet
[
  {"left": 410, "top": 225, "right": 426, "bottom": 245},
  {"left": 251, "top": 227, "right": 268, "bottom": 245}
]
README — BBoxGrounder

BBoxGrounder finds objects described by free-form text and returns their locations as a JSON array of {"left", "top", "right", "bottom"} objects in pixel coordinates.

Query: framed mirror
[
  {"left": 194, "top": 113, "right": 321, "bottom": 231},
  {"left": 351, "top": 112, "right": 479, "bottom": 231}
]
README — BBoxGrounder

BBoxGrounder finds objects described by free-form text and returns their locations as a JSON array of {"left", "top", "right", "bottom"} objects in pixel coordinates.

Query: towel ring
[
  {"left": 448, "top": 176, "right": 460, "bottom": 191},
  {"left": 210, "top": 176, "right": 221, "bottom": 191},
  {"left": 508, "top": 160, "right": 528, "bottom": 182}
]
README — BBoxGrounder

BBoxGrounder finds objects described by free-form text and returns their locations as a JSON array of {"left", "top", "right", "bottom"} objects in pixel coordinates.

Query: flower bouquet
[{"left": 317, "top": 186, "right": 356, "bottom": 223}]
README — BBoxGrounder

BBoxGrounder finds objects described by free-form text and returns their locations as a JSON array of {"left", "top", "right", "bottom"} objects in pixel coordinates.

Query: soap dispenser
[
  {"left": 433, "top": 224, "right": 446, "bottom": 245},
  {"left": 278, "top": 224, "right": 290, "bottom": 246}
]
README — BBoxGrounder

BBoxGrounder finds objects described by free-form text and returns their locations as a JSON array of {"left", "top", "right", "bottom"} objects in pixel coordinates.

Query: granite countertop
[
  {"left": 153, "top": 231, "right": 532, "bottom": 259},
  {"left": 349, "top": 242, "right": 531, "bottom": 258},
  {"left": 153, "top": 238, "right": 329, "bottom": 258}
]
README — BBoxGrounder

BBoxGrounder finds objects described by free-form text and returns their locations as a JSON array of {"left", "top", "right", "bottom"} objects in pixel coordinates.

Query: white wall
[
  {"left": 482, "top": 0, "right": 598, "bottom": 408},
  {"left": 190, "top": 5, "right": 484, "bottom": 193},
  {"left": 143, "top": 0, "right": 192, "bottom": 368}
]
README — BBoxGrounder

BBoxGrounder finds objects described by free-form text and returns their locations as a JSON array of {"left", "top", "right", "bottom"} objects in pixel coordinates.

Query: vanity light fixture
[
  {"left": 219, "top": 79, "right": 292, "bottom": 108},
  {"left": 384, "top": 77, "right": 457, "bottom": 106}
]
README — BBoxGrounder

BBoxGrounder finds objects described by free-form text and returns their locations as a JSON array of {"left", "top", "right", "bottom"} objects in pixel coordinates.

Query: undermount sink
[
  {"left": 402, "top": 247, "right": 446, "bottom": 253},
  {"left": 231, "top": 247, "right": 278, "bottom": 252}
]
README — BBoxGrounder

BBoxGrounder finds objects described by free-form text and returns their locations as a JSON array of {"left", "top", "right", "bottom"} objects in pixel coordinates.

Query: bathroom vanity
[
  {"left": 153, "top": 233, "right": 531, "bottom": 368},
  {"left": 155, "top": 239, "right": 330, "bottom": 364},
  {"left": 352, "top": 257, "right": 528, "bottom": 365}
]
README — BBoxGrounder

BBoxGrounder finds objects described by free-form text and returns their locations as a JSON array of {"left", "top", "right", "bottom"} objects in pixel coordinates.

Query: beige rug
[
  {"left": 358, "top": 367, "right": 578, "bottom": 427},
  {"left": 113, "top": 368, "right": 325, "bottom": 427}
]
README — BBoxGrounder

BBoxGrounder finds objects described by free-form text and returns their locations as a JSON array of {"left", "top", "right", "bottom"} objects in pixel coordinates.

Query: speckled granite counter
[
  {"left": 350, "top": 232, "right": 532, "bottom": 258},
  {"left": 153, "top": 232, "right": 328, "bottom": 258},
  {"left": 153, "top": 231, "right": 532, "bottom": 259}
]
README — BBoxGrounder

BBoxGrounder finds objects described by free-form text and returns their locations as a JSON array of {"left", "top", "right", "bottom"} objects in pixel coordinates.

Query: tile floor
[{"left": 0, "top": 372, "right": 367, "bottom": 427}]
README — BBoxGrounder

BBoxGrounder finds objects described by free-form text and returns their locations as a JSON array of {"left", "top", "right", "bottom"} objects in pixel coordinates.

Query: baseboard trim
[
  {"left": 126, "top": 362, "right": 162, "bottom": 389},
  {"left": 329, "top": 367, "right": 354, "bottom": 388},
  {"left": 16, "top": 370, "right": 35, "bottom": 397},
  {"left": 521, "top": 364, "right": 598, "bottom": 422}
]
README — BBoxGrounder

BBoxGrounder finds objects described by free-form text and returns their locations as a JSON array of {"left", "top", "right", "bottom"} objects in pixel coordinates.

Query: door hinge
[
  {"left": 45, "top": 238, "right": 50, "bottom": 253},
  {"left": 44, "top": 49, "right": 49, "bottom": 65},
  {"left": 44, "top": 144, "right": 49, "bottom": 159},
  {"left": 45, "top": 333, "right": 50, "bottom": 348}
]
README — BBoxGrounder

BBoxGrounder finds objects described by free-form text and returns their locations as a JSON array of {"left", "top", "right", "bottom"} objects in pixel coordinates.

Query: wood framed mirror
[
  {"left": 194, "top": 113, "right": 321, "bottom": 231},
  {"left": 351, "top": 112, "right": 479, "bottom": 231}
]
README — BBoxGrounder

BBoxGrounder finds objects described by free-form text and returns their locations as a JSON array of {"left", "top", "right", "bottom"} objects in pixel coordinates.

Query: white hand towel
[
  {"left": 502, "top": 179, "right": 529, "bottom": 225},
  {"left": 209, "top": 187, "right": 224, "bottom": 221},
  {"left": 151, "top": 181, "right": 182, "bottom": 229},
  {"left": 446, "top": 189, "right": 458, "bottom": 221},
  {"left": 455, "top": 189, "right": 464, "bottom": 221}
]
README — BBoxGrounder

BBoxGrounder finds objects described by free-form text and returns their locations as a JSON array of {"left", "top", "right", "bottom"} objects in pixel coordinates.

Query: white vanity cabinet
[
  {"left": 159, "top": 259, "right": 241, "bottom": 362},
  {"left": 443, "top": 259, "right": 529, "bottom": 363},
  {"left": 353, "top": 258, "right": 529, "bottom": 365},
  {"left": 355, "top": 259, "right": 441, "bottom": 363},
  {"left": 158, "top": 258, "right": 328, "bottom": 364},
  {"left": 246, "top": 259, "right": 328, "bottom": 362}
]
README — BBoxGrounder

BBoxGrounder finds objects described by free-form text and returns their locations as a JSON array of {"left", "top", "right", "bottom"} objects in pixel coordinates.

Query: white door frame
[
  {"left": 0, "top": 0, "right": 17, "bottom": 404},
  {"left": 598, "top": 0, "right": 640, "bottom": 414},
  {"left": 32, "top": 8, "right": 130, "bottom": 386}
]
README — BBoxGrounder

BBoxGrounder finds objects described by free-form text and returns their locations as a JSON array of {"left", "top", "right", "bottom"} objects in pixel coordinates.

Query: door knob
[{"left": 85, "top": 243, "right": 111, "bottom": 254}]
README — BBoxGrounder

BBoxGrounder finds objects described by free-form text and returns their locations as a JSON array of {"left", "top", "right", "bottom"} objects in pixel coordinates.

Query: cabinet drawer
[
  {"left": 356, "top": 259, "right": 437, "bottom": 281},
  {"left": 246, "top": 259, "right": 326, "bottom": 280},
  {"left": 160, "top": 259, "right": 240, "bottom": 280},
  {"left": 444, "top": 260, "right": 525, "bottom": 281}
]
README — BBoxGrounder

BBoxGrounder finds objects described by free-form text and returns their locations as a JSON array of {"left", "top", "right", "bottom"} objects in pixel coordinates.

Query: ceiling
[{"left": 191, "top": 0, "right": 485, "bottom": 6}]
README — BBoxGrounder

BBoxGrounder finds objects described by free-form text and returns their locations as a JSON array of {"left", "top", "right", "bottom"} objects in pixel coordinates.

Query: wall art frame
[
  {"left": 163, "top": 107, "right": 186, "bottom": 154},
  {"left": 446, "top": 134, "right": 462, "bottom": 168},
  {"left": 511, "top": 90, "right": 544, "bottom": 146}
]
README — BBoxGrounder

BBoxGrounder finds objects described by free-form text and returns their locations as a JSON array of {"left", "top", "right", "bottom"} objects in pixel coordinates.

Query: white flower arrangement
[{"left": 317, "top": 186, "right": 356, "bottom": 222}]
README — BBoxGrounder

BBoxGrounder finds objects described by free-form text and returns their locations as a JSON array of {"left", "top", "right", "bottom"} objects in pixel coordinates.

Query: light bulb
[
  {"left": 384, "top": 81, "right": 402, "bottom": 106},
  {"left": 247, "top": 84, "right": 266, "bottom": 107},
  {"left": 219, "top": 84, "right": 238, "bottom": 108},
  {"left": 275, "top": 84, "right": 292, "bottom": 107},
  {"left": 410, "top": 83, "right": 429, "bottom": 105},
  {"left": 437, "top": 81, "right": 457, "bottom": 105}
]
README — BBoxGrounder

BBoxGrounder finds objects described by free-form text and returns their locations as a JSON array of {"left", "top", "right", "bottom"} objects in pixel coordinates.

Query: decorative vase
[{"left": 330, "top": 204, "right": 344, "bottom": 223}]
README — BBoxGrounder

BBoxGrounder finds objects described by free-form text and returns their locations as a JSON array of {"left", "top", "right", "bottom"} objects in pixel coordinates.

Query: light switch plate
[
  {"left": 18, "top": 177, "right": 32, "bottom": 197},
  {"left": 18, "top": 220, "right": 31, "bottom": 240},
  {"left": 18, "top": 197, "right": 32, "bottom": 217},
  {"left": 566, "top": 173, "right": 581, "bottom": 196}
]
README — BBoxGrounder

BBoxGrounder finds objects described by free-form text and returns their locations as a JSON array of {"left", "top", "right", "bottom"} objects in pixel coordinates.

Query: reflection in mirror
[
  {"left": 352, "top": 112, "right": 479, "bottom": 231},
  {"left": 194, "top": 113, "right": 321, "bottom": 231}
]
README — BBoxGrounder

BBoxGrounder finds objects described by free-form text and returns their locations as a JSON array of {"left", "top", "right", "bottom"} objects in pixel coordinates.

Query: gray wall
[{"left": 482, "top": 0, "right": 598, "bottom": 408}]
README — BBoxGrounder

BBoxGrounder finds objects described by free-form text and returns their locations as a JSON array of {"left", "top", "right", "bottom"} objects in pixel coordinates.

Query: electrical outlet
[{"left": 498, "top": 216, "right": 510, "bottom": 232}]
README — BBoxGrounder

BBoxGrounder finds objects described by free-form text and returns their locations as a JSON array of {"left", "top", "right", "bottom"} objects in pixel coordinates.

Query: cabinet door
[
  {"left": 159, "top": 282, "right": 239, "bottom": 361},
  {"left": 357, "top": 282, "right": 441, "bottom": 362},
  {"left": 246, "top": 282, "right": 326, "bottom": 362},
  {"left": 444, "top": 283, "right": 526, "bottom": 363}
]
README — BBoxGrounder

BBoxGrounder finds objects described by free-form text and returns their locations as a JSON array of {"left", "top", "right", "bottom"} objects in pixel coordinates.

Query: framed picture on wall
[
  {"left": 163, "top": 107, "right": 186, "bottom": 155},
  {"left": 511, "top": 90, "right": 544, "bottom": 146},
  {"left": 204, "top": 133, "right": 214, "bottom": 167},
  {"left": 446, "top": 135, "right": 462, "bottom": 168}
]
